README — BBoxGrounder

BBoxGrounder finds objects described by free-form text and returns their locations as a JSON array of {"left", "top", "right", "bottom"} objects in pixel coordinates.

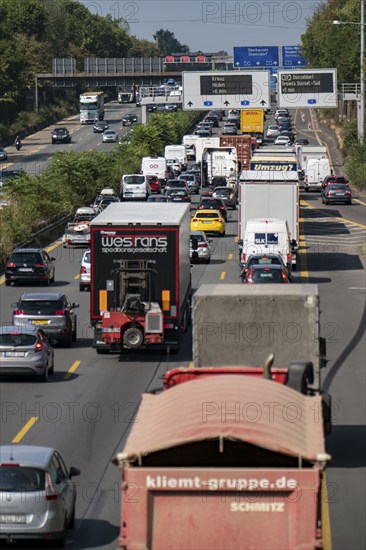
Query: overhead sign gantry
[{"left": 278, "top": 69, "right": 337, "bottom": 108}]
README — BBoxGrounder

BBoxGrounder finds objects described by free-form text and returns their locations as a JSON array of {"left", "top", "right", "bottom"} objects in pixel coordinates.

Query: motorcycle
[{"left": 15, "top": 140, "right": 22, "bottom": 151}]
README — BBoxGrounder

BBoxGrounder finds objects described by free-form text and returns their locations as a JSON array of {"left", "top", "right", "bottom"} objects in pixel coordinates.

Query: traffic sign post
[
  {"left": 233, "top": 46, "right": 279, "bottom": 68},
  {"left": 281, "top": 46, "right": 307, "bottom": 67},
  {"left": 182, "top": 71, "right": 270, "bottom": 110},
  {"left": 278, "top": 69, "right": 337, "bottom": 108}
]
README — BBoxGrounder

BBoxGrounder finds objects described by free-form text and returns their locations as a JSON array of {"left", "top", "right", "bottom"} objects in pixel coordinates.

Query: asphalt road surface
[{"left": 0, "top": 103, "right": 365, "bottom": 550}]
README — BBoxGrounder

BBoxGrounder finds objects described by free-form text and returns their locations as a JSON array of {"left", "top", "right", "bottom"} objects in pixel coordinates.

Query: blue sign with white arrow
[
  {"left": 281, "top": 46, "right": 307, "bottom": 67},
  {"left": 234, "top": 46, "right": 279, "bottom": 68}
]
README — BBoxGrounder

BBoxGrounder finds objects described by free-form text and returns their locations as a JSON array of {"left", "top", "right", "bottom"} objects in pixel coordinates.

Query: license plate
[
  {"left": 18, "top": 268, "right": 33, "bottom": 272},
  {"left": 4, "top": 351, "right": 25, "bottom": 357},
  {"left": 335, "top": 193, "right": 344, "bottom": 196},
  {"left": 202, "top": 221, "right": 212, "bottom": 224},
  {"left": 32, "top": 320, "right": 49, "bottom": 325},
  {"left": 0, "top": 515, "right": 26, "bottom": 524}
]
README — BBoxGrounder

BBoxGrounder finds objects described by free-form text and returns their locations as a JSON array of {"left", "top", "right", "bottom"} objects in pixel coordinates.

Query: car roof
[
  {"left": 19, "top": 292, "right": 64, "bottom": 301},
  {"left": 0, "top": 445, "right": 54, "bottom": 469},
  {"left": 0, "top": 325, "right": 40, "bottom": 335}
]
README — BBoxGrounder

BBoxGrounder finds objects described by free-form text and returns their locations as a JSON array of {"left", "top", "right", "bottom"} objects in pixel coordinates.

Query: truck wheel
[
  {"left": 287, "top": 362, "right": 314, "bottom": 394},
  {"left": 123, "top": 326, "right": 144, "bottom": 349}
]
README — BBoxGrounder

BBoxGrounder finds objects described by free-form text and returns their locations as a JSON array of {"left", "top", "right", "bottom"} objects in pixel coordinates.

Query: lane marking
[
  {"left": 299, "top": 206, "right": 309, "bottom": 282},
  {"left": 74, "top": 274, "right": 80, "bottom": 280},
  {"left": 65, "top": 360, "right": 81, "bottom": 380},
  {"left": 322, "top": 474, "right": 332, "bottom": 550},
  {"left": 188, "top": 361, "right": 193, "bottom": 369},
  {"left": 301, "top": 200, "right": 366, "bottom": 228},
  {"left": 354, "top": 198, "right": 366, "bottom": 207},
  {"left": 348, "top": 287, "right": 366, "bottom": 290},
  {"left": 228, "top": 253, "right": 233, "bottom": 260},
  {"left": 45, "top": 240, "right": 63, "bottom": 253},
  {"left": 220, "top": 272, "right": 226, "bottom": 280},
  {"left": 12, "top": 417, "right": 38, "bottom": 443}
]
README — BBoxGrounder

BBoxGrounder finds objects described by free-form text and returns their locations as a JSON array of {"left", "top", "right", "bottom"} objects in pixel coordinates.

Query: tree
[{"left": 153, "top": 29, "right": 190, "bottom": 55}]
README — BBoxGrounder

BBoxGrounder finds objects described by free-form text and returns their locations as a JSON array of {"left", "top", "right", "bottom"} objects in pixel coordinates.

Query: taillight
[
  {"left": 35, "top": 341, "right": 43, "bottom": 352},
  {"left": 55, "top": 310, "right": 66, "bottom": 315},
  {"left": 281, "top": 272, "right": 287, "bottom": 281},
  {"left": 198, "top": 243, "right": 208, "bottom": 248},
  {"left": 35, "top": 263, "right": 45, "bottom": 268},
  {"left": 80, "top": 266, "right": 87, "bottom": 274},
  {"left": 214, "top": 218, "right": 223, "bottom": 222},
  {"left": 287, "top": 253, "right": 291, "bottom": 263},
  {"left": 45, "top": 472, "right": 61, "bottom": 501},
  {"left": 346, "top": 191, "right": 351, "bottom": 196},
  {"left": 6, "top": 262, "right": 16, "bottom": 267},
  {"left": 14, "top": 310, "right": 24, "bottom": 315},
  {"left": 242, "top": 253, "right": 246, "bottom": 262}
]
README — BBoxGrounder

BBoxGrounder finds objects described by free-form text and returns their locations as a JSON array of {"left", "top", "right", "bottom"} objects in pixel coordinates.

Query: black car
[
  {"left": 147, "top": 104, "right": 157, "bottom": 113},
  {"left": 147, "top": 194, "right": 170, "bottom": 203},
  {"left": 295, "top": 138, "right": 309, "bottom": 145},
  {"left": 166, "top": 189, "right": 191, "bottom": 203},
  {"left": 204, "top": 116, "right": 219, "bottom": 127},
  {"left": 5, "top": 248, "right": 56, "bottom": 286},
  {"left": 51, "top": 127, "right": 71, "bottom": 144},
  {"left": 240, "top": 254, "right": 291, "bottom": 281},
  {"left": 198, "top": 197, "right": 227, "bottom": 222},
  {"left": 278, "top": 122, "right": 292, "bottom": 132},
  {"left": 122, "top": 113, "right": 138, "bottom": 126},
  {"left": 322, "top": 183, "right": 352, "bottom": 205},
  {"left": 93, "top": 121, "right": 109, "bottom": 133}
]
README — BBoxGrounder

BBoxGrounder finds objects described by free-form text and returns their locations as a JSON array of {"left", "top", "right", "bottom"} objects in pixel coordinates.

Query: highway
[{"left": 0, "top": 102, "right": 365, "bottom": 549}]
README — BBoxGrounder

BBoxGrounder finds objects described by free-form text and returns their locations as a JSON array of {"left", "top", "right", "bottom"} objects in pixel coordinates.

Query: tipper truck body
[
  {"left": 90, "top": 203, "right": 191, "bottom": 354},
  {"left": 114, "top": 373, "right": 330, "bottom": 550}
]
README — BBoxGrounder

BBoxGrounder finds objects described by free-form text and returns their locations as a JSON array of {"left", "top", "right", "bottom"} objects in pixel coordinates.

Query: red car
[
  {"left": 321, "top": 175, "right": 348, "bottom": 192},
  {"left": 147, "top": 175, "right": 161, "bottom": 194}
]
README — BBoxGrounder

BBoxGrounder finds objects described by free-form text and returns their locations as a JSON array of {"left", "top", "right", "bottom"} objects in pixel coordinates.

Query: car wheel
[
  {"left": 222, "top": 231, "right": 226, "bottom": 237},
  {"left": 50, "top": 271, "right": 55, "bottom": 284},
  {"left": 205, "top": 258, "right": 211, "bottom": 264},
  {"left": 63, "top": 331, "right": 72, "bottom": 348},
  {"left": 50, "top": 354, "right": 55, "bottom": 375},
  {"left": 347, "top": 200, "right": 352, "bottom": 205},
  {"left": 324, "top": 199, "right": 329, "bottom": 205},
  {"left": 72, "top": 322, "right": 77, "bottom": 342},
  {"left": 41, "top": 364, "right": 49, "bottom": 382},
  {"left": 68, "top": 500, "right": 76, "bottom": 529},
  {"left": 5, "top": 280, "right": 10, "bottom": 286}
]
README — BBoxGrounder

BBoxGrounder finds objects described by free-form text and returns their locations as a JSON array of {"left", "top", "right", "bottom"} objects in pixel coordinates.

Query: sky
[{"left": 79, "top": 0, "right": 321, "bottom": 54}]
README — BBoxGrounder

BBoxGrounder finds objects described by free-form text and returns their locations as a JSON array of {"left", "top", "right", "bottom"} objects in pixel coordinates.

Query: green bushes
[
  {"left": 0, "top": 109, "right": 199, "bottom": 266},
  {"left": 345, "top": 138, "right": 366, "bottom": 190}
]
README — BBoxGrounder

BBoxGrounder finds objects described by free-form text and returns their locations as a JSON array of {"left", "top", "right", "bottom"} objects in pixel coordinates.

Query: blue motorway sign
[
  {"left": 281, "top": 46, "right": 307, "bottom": 67},
  {"left": 234, "top": 46, "right": 279, "bottom": 68}
]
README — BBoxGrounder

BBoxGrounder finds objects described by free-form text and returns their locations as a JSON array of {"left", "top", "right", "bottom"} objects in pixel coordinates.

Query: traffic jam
[{"left": 0, "top": 76, "right": 365, "bottom": 550}]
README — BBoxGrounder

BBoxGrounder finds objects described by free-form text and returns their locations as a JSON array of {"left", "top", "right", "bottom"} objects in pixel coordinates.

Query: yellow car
[{"left": 190, "top": 209, "right": 226, "bottom": 236}]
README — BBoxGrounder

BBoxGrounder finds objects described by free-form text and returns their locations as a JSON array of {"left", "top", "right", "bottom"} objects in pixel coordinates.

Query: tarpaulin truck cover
[{"left": 114, "top": 376, "right": 330, "bottom": 550}]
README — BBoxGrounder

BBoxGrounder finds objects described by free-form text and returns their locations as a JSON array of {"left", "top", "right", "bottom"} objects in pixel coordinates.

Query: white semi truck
[{"left": 79, "top": 92, "right": 104, "bottom": 124}]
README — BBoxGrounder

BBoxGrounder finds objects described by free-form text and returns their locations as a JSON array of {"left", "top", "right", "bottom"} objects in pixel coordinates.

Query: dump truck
[
  {"left": 90, "top": 203, "right": 191, "bottom": 354},
  {"left": 240, "top": 109, "right": 265, "bottom": 143},
  {"left": 192, "top": 284, "right": 325, "bottom": 390},
  {"left": 219, "top": 135, "right": 255, "bottom": 170},
  {"left": 114, "top": 370, "right": 331, "bottom": 549}
]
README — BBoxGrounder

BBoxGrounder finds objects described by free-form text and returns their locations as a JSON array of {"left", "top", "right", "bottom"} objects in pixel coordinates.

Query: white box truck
[
  {"left": 141, "top": 156, "right": 167, "bottom": 185},
  {"left": 164, "top": 144, "right": 187, "bottom": 169},
  {"left": 194, "top": 137, "right": 220, "bottom": 164},
  {"left": 202, "top": 147, "right": 238, "bottom": 188},
  {"left": 238, "top": 181, "right": 299, "bottom": 268},
  {"left": 182, "top": 135, "right": 198, "bottom": 160}
]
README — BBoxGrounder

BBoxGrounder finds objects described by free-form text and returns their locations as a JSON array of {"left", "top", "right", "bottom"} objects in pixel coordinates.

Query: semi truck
[
  {"left": 114, "top": 365, "right": 331, "bottom": 549},
  {"left": 89, "top": 203, "right": 191, "bottom": 354},
  {"left": 238, "top": 180, "right": 299, "bottom": 267},
  {"left": 117, "top": 86, "right": 135, "bottom": 104},
  {"left": 79, "top": 92, "right": 104, "bottom": 124},
  {"left": 240, "top": 109, "right": 265, "bottom": 143},
  {"left": 219, "top": 135, "right": 255, "bottom": 170},
  {"left": 201, "top": 147, "right": 238, "bottom": 188}
]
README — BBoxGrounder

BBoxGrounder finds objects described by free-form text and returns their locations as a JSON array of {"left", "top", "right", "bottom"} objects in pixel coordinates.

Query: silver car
[
  {"left": 190, "top": 231, "right": 212, "bottom": 264},
  {"left": 0, "top": 325, "right": 54, "bottom": 382},
  {"left": 11, "top": 292, "right": 79, "bottom": 347},
  {"left": 0, "top": 445, "right": 80, "bottom": 546},
  {"left": 79, "top": 249, "right": 91, "bottom": 291},
  {"left": 102, "top": 129, "right": 118, "bottom": 143}
]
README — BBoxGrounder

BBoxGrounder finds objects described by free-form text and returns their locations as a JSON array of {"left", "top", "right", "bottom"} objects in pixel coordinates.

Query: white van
[
  {"left": 120, "top": 174, "right": 149, "bottom": 200},
  {"left": 164, "top": 145, "right": 187, "bottom": 169},
  {"left": 241, "top": 218, "right": 292, "bottom": 270},
  {"left": 305, "top": 158, "right": 331, "bottom": 191},
  {"left": 141, "top": 156, "right": 167, "bottom": 184},
  {"left": 182, "top": 135, "right": 197, "bottom": 160}
]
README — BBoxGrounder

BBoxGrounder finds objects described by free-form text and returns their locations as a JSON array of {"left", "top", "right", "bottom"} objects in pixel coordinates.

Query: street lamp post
[{"left": 333, "top": 0, "right": 365, "bottom": 141}]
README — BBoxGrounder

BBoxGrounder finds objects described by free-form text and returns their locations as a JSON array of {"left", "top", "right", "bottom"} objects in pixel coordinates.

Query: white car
[
  {"left": 190, "top": 231, "right": 212, "bottom": 264},
  {"left": 102, "top": 130, "right": 118, "bottom": 143},
  {"left": 275, "top": 136, "right": 291, "bottom": 146},
  {"left": 266, "top": 125, "right": 280, "bottom": 138}
]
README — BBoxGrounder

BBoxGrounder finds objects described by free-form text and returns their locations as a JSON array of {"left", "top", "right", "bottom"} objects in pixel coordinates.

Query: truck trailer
[
  {"left": 192, "top": 284, "right": 325, "bottom": 390},
  {"left": 201, "top": 147, "right": 238, "bottom": 188},
  {"left": 219, "top": 135, "right": 255, "bottom": 170},
  {"left": 240, "top": 109, "right": 265, "bottom": 143},
  {"left": 114, "top": 371, "right": 330, "bottom": 549},
  {"left": 90, "top": 203, "right": 191, "bottom": 354}
]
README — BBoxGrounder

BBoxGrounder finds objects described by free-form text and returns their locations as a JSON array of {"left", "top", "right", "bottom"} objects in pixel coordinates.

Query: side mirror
[
  {"left": 50, "top": 257, "right": 56, "bottom": 261},
  {"left": 69, "top": 467, "right": 80, "bottom": 478},
  {"left": 72, "top": 302, "right": 80, "bottom": 309},
  {"left": 237, "top": 239, "right": 243, "bottom": 247}
]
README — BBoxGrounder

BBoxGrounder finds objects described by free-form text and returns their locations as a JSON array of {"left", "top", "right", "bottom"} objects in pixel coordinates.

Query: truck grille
[{"left": 146, "top": 312, "right": 163, "bottom": 333}]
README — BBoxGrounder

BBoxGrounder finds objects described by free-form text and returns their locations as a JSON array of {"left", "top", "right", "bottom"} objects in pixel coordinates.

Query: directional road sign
[
  {"left": 182, "top": 71, "right": 270, "bottom": 110},
  {"left": 278, "top": 69, "right": 337, "bottom": 108},
  {"left": 282, "top": 46, "right": 307, "bottom": 67},
  {"left": 233, "top": 47, "right": 279, "bottom": 68}
]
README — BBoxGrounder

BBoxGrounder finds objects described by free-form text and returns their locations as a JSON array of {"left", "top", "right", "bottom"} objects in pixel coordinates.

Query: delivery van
[
  {"left": 141, "top": 156, "right": 167, "bottom": 185},
  {"left": 241, "top": 218, "right": 292, "bottom": 270},
  {"left": 305, "top": 158, "right": 331, "bottom": 191}
]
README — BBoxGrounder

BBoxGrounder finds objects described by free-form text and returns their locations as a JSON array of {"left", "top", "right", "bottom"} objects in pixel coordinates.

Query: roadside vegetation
[
  {"left": 301, "top": 0, "right": 366, "bottom": 190},
  {"left": 0, "top": 110, "right": 199, "bottom": 267}
]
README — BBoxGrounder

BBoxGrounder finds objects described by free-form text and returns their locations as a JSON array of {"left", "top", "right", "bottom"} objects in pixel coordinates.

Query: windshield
[
  {"left": 0, "top": 467, "right": 45, "bottom": 492},
  {"left": 18, "top": 300, "right": 64, "bottom": 312},
  {"left": 329, "top": 184, "right": 347, "bottom": 191},
  {"left": 124, "top": 176, "right": 145, "bottom": 185},
  {"left": 80, "top": 102, "right": 98, "bottom": 110},
  {"left": 0, "top": 334, "right": 37, "bottom": 347},
  {"left": 252, "top": 269, "right": 283, "bottom": 282},
  {"left": 195, "top": 212, "right": 220, "bottom": 219},
  {"left": 11, "top": 253, "right": 42, "bottom": 263}
]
